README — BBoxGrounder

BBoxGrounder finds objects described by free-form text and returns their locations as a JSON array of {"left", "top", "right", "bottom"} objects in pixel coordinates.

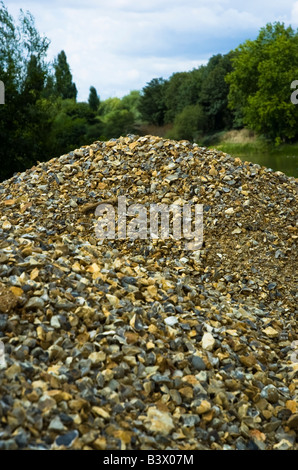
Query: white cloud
[
  {"left": 291, "top": 1, "right": 298, "bottom": 24},
  {"left": 4, "top": 1, "right": 298, "bottom": 101}
]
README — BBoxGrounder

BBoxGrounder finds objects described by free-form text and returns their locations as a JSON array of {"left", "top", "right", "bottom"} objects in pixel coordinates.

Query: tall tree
[
  {"left": 226, "top": 22, "right": 298, "bottom": 143},
  {"left": 0, "top": 1, "right": 53, "bottom": 181},
  {"left": 22, "top": 54, "right": 45, "bottom": 101},
  {"left": 54, "top": 50, "right": 77, "bottom": 100},
  {"left": 199, "top": 53, "right": 235, "bottom": 132},
  {"left": 164, "top": 68, "right": 204, "bottom": 123},
  {"left": 138, "top": 78, "right": 167, "bottom": 126},
  {"left": 121, "top": 90, "right": 142, "bottom": 121},
  {"left": 88, "top": 85, "right": 100, "bottom": 111}
]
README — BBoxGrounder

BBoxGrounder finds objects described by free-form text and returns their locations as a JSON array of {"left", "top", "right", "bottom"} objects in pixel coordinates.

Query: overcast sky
[{"left": 5, "top": 0, "right": 298, "bottom": 101}]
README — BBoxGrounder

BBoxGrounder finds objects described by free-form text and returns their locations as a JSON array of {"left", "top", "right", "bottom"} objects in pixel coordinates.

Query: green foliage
[
  {"left": 97, "top": 92, "right": 140, "bottom": 139},
  {"left": 121, "top": 90, "right": 141, "bottom": 121},
  {"left": 99, "top": 97, "right": 122, "bottom": 116},
  {"left": 54, "top": 50, "right": 77, "bottom": 100},
  {"left": 88, "top": 86, "right": 100, "bottom": 111},
  {"left": 166, "top": 104, "right": 205, "bottom": 142},
  {"left": 164, "top": 68, "right": 204, "bottom": 123},
  {"left": 101, "top": 109, "right": 135, "bottom": 139},
  {"left": 138, "top": 78, "right": 167, "bottom": 126},
  {"left": 50, "top": 99, "right": 103, "bottom": 155},
  {"left": 226, "top": 22, "right": 298, "bottom": 143},
  {"left": 0, "top": 1, "right": 53, "bottom": 180},
  {"left": 199, "top": 53, "right": 235, "bottom": 132}
]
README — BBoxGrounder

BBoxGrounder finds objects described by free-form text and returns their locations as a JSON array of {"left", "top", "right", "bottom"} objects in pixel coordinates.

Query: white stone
[
  {"left": 202, "top": 332, "right": 216, "bottom": 351},
  {"left": 164, "top": 316, "right": 178, "bottom": 326},
  {"left": 225, "top": 207, "right": 234, "bottom": 215},
  {"left": 145, "top": 407, "right": 174, "bottom": 435}
]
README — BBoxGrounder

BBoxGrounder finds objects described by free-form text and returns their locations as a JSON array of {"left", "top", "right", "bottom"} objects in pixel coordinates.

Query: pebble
[
  {"left": 55, "top": 430, "right": 79, "bottom": 448},
  {"left": 24, "top": 297, "right": 45, "bottom": 309},
  {"left": 202, "top": 332, "right": 216, "bottom": 351},
  {"left": 0, "top": 134, "right": 296, "bottom": 450},
  {"left": 48, "top": 416, "right": 66, "bottom": 432},
  {"left": 260, "top": 385, "right": 280, "bottom": 404},
  {"left": 191, "top": 355, "right": 206, "bottom": 371},
  {"left": 145, "top": 407, "right": 174, "bottom": 435}
]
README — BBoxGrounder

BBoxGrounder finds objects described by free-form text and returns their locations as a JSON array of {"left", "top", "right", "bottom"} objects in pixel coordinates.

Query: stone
[
  {"left": 0, "top": 134, "right": 296, "bottom": 450},
  {"left": 287, "top": 413, "right": 298, "bottom": 429},
  {"left": 263, "top": 326, "right": 279, "bottom": 338},
  {"left": 89, "top": 351, "right": 106, "bottom": 364},
  {"left": 55, "top": 430, "right": 79, "bottom": 448},
  {"left": 48, "top": 416, "right": 66, "bottom": 432},
  {"left": 273, "top": 439, "right": 293, "bottom": 450},
  {"left": 191, "top": 355, "right": 206, "bottom": 371},
  {"left": 24, "top": 296, "right": 45, "bottom": 309},
  {"left": 202, "top": 332, "right": 216, "bottom": 351},
  {"left": 196, "top": 400, "right": 212, "bottom": 414},
  {"left": 145, "top": 407, "right": 174, "bottom": 435},
  {"left": 0, "top": 284, "right": 18, "bottom": 313},
  {"left": 260, "top": 385, "right": 280, "bottom": 404}
]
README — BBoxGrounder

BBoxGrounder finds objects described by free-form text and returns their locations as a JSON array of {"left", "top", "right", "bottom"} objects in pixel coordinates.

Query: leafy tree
[
  {"left": 54, "top": 50, "right": 77, "bottom": 100},
  {"left": 0, "top": 1, "right": 53, "bottom": 181},
  {"left": 138, "top": 77, "right": 167, "bottom": 126},
  {"left": 226, "top": 22, "right": 298, "bottom": 143},
  {"left": 164, "top": 72, "right": 190, "bottom": 123},
  {"left": 51, "top": 99, "right": 103, "bottom": 155},
  {"left": 102, "top": 109, "right": 135, "bottom": 139},
  {"left": 121, "top": 90, "right": 142, "bottom": 121},
  {"left": 166, "top": 104, "right": 205, "bottom": 141},
  {"left": 99, "top": 97, "right": 122, "bottom": 116},
  {"left": 42, "top": 73, "right": 56, "bottom": 99},
  {"left": 88, "top": 85, "right": 100, "bottom": 111},
  {"left": 22, "top": 54, "right": 46, "bottom": 101},
  {"left": 199, "top": 53, "right": 235, "bottom": 132},
  {"left": 164, "top": 68, "right": 204, "bottom": 123}
]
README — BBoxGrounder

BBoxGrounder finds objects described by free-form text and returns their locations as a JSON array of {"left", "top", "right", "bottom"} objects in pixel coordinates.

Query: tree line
[
  {"left": 1, "top": 1, "right": 298, "bottom": 181},
  {"left": 140, "top": 22, "right": 298, "bottom": 145}
]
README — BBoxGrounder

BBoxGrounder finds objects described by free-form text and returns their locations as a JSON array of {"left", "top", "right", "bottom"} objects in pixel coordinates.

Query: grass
[{"left": 199, "top": 129, "right": 298, "bottom": 177}]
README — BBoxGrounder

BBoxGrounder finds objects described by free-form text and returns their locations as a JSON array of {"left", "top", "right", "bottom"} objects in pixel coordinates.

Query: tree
[
  {"left": 99, "top": 97, "right": 122, "bottom": 116},
  {"left": 0, "top": 1, "right": 53, "bottom": 181},
  {"left": 164, "top": 68, "right": 205, "bottom": 124},
  {"left": 199, "top": 53, "right": 235, "bottom": 132},
  {"left": 102, "top": 109, "right": 135, "bottom": 139},
  {"left": 164, "top": 72, "right": 190, "bottom": 123},
  {"left": 138, "top": 78, "right": 167, "bottom": 126},
  {"left": 22, "top": 54, "right": 46, "bottom": 102},
  {"left": 166, "top": 104, "right": 205, "bottom": 141},
  {"left": 54, "top": 50, "right": 77, "bottom": 100},
  {"left": 226, "top": 22, "right": 298, "bottom": 143},
  {"left": 88, "top": 85, "right": 100, "bottom": 111},
  {"left": 121, "top": 90, "right": 142, "bottom": 121},
  {"left": 50, "top": 99, "right": 103, "bottom": 156}
]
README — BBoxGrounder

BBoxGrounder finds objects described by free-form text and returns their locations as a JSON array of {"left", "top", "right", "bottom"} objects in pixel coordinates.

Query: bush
[{"left": 166, "top": 104, "right": 205, "bottom": 141}]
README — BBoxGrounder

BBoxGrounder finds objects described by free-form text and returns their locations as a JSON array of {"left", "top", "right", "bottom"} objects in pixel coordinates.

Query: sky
[{"left": 5, "top": 0, "right": 298, "bottom": 102}]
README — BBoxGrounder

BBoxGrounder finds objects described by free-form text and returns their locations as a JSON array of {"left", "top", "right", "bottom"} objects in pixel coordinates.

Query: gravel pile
[{"left": 0, "top": 134, "right": 297, "bottom": 450}]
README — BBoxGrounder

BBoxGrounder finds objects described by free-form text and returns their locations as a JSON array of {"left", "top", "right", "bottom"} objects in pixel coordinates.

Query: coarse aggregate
[{"left": 0, "top": 134, "right": 297, "bottom": 450}]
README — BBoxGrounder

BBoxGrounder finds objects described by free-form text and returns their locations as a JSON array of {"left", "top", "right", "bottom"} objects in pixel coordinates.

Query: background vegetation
[{"left": 1, "top": 1, "right": 298, "bottom": 181}]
